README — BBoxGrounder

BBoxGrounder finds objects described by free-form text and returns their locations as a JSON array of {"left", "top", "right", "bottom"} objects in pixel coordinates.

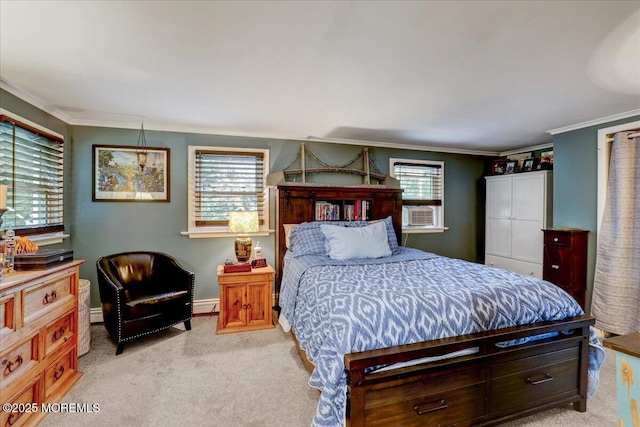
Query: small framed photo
[
  {"left": 491, "top": 159, "right": 507, "bottom": 175},
  {"left": 504, "top": 160, "right": 516, "bottom": 174},
  {"left": 92, "top": 145, "right": 170, "bottom": 202},
  {"left": 521, "top": 158, "right": 536, "bottom": 172}
]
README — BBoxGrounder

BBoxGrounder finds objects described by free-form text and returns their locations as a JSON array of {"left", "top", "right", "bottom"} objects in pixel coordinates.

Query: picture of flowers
[{"left": 92, "top": 145, "right": 170, "bottom": 202}]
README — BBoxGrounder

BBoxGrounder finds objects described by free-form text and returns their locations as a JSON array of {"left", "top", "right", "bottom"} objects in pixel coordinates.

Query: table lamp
[{"left": 228, "top": 211, "right": 259, "bottom": 262}]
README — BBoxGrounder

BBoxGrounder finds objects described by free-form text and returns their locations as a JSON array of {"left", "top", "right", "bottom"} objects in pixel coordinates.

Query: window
[
  {"left": 185, "top": 146, "right": 269, "bottom": 237},
  {"left": 0, "top": 114, "right": 64, "bottom": 236},
  {"left": 390, "top": 158, "right": 446, "bottom": 231}
]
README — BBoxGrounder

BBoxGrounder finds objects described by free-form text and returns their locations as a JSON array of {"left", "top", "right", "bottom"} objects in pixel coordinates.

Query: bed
[{"left": 275, "top": 184, "right": 604, "bottom": 427}]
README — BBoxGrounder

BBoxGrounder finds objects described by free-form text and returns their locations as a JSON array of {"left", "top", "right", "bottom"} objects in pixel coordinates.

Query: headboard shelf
[{"left": 275, "top": 185, "right": 403, "bottom": 309}]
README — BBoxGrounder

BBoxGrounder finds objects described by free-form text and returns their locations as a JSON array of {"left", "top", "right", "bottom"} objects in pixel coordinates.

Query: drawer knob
[
  {"left": 414, "top": 399, "right": 448, "bottom": 415},
  {"left": 2, "top": 355, "right": 24, "bottom": 376},
  {"left": 551, "top": 264, "right": 560, "bottom": 270},
  {"left": 526, "top": 373, "right": 553, "bottom": 385},
  {"left": 553, "top": 237, "right": 559, "bottom": 242}
]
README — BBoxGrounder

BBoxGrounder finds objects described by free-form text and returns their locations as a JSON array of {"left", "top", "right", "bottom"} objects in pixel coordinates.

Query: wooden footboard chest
[
  {"left": 345, "top": 316, "right": 594, "bottom": 427},
  {"left": 0, "top": 261, "right": 84, "bottom": 427}
]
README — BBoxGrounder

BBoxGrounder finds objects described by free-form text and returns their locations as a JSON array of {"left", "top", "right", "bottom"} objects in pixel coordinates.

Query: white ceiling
[{"left": 1, "top": 1, "right": 639, "bottom": 154}]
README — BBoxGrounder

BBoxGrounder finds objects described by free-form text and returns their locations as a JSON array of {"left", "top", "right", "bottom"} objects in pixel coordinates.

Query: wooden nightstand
[{"left": 216, "top": 264, "right": 275, "bottom": 334}]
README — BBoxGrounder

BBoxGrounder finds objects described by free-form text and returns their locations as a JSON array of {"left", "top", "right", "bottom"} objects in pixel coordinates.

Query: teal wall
[
  {"left": 1, "top": 89, "right": 486, "bottom": 308},
  {"left": 552, "top": 114, "right": 640, "bottom": 313}
]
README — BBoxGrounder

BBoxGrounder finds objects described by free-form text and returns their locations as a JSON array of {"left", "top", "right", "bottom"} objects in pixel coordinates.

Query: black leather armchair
[{"left": 97, "top": 251, "right": 195, "bottom": 355}]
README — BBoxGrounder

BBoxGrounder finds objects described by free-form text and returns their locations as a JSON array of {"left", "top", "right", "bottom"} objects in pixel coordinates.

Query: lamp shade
[{"left": 228, "top": 211, "right": 259, "bottom": 234}]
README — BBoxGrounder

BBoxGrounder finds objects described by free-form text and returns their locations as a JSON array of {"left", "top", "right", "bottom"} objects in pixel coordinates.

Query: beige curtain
[{"left": 592, "top": 130, "right": 640, "bottom": 335}]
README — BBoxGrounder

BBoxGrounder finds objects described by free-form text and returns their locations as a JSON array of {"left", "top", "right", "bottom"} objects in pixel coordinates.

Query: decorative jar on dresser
[
  {"left": 216, "top": 264, "right": 274, "bottom": 334},
  {"left": 0, "top": 260, "right": 84, "bottom": 427}
]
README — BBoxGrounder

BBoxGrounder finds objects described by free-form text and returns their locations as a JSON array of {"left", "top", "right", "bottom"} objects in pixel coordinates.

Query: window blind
[
  {"left": 393, "top": 162, "right": 442, "bottom": 206},
  {"left": 194, "top": 150, "right": 265, "bottom": 226},
  {"left": 0, "top": 116, "right": 65, "bottom": 235}
]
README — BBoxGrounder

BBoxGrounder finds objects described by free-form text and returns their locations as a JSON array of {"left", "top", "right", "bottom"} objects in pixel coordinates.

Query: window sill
[
  {"left": 402, "top": 226, "right": 449, "bottom": 234},
  {"left": 180, "top": 229, "right": 274, "bottom": 239}
]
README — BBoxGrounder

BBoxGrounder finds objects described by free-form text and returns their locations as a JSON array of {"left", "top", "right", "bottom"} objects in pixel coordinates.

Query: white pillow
[{"left": 320, "top": 221, "right": 391, "bottom": 260}]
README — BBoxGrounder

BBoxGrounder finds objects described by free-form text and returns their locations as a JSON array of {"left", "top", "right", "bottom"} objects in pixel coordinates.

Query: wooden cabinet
[
  {"left": 0, "top": 261, "right": 83, "bottom": 426},
  {"left": 217, "top": 265, "right": 274, "bottom": 334},
  {"left": 543, "top": 229, "right": 588, "bottom": 309},
  {"left": 485, "top": 171, "right": 552, "bottom": 278}
]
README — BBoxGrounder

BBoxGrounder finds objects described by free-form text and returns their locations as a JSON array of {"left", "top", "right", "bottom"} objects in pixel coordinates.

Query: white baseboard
[{"left": 89, "top": 298, "right": 220, "bottom": 323}]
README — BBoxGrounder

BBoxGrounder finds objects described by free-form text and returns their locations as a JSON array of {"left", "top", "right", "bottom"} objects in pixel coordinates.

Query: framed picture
[
  {"left": 491, "top": 159, "right": 507, "bottom": 175},
  {"left": 92, "top": 145, "right": 170, "bottom": 202},
  {"left": 504, "top": 160, "right": 516, "bottom": 174},
  {"left": 521, "top": 158, "right": 536, "bottom": 172}
]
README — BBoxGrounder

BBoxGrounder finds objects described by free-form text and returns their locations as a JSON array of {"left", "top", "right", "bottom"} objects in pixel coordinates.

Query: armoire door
[{"left": 485, "top": 176, "right": 512, "bottom": 258}]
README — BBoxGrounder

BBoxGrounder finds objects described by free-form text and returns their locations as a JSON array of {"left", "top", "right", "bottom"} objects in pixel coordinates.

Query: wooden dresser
[
  {"left": 0, "top": 260, "right": 84, "bottom": 427},
  {"left": 542, "top": 229, "right": 588, "bottom": 309}
]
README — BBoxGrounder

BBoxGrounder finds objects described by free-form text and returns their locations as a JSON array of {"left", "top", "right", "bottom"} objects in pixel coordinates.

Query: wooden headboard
[{"left": 274, "top": 184, "right": 403, "bottom": 309}]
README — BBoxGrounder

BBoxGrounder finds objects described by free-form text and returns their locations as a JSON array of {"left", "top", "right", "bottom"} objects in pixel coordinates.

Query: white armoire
[{"left": 485, "top": 170, "right": 552, "bottom": 278}]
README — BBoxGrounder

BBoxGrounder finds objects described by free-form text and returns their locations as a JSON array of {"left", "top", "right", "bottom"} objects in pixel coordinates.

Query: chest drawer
[
  {"left": 544, "top": 231, "right": 572, "bottom": 246},
  {"left": 44, "top": 346, "right": 76, "bottom": 399},
  {"left": 0, "top": 376, "right": 42, "bottom": 427},
  {"left": 360, "top": 368, "right": 486, "bottom": 427},
  {"left": 543, "top": 246, "right": 573, "bottom": 288},
  {"left": 0, "top": 334, "right": 39, "bottom": 394},
  {"left": 45, "top": 310, "right": 75, "bottom": 357},
  {"left": 0, "top": 291, "right": 17, "bottom": 342},
  {"left": 23, "top": 274, "right": 73, "bottom": 324},
  {"left": 489, "top": 346, "right": 580, "bottom": 414}
]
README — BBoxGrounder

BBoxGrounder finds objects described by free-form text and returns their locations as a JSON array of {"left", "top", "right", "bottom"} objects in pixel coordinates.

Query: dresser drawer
[
  {"left": 0, "top": 334, "right": 39, "bottom": 393},
  {"left": 544, "top": 231, "right": 572, "bottom": 247},
  {"left": 0, "top": 376, "right": 42, "bottom": 427},
  {"left": 489, "top": 346, "right": 580, "bottom": 414},
  {"left": 44, "top": 347, "right": 76, "bottom": 399},
  {"left": 361, "top": 368, "right": 486, "bottom": 426},
  {"left": 0, "top": 292, "right": 17, "bottom": 342},
  {"left": 45, "top": 311, "right": 75, "bottom": 357},
  {"left": 23, "top": 275, "right": 73, "bottom": 324}
]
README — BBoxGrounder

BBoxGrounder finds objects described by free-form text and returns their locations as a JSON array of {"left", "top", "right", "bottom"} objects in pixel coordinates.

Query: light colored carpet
[{"left": 41, "top": 317, "right": 616, "bottom": 426}]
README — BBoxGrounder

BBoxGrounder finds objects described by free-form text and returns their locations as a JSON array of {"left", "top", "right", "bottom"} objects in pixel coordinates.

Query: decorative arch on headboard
[{"left": 277, "top": 143, "right": 388, "bottom": 185}]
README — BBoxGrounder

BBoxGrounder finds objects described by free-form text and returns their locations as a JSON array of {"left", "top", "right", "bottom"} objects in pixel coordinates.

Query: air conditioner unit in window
[{"left": 408, "top": 206, "right": 435, "bottom": 226}]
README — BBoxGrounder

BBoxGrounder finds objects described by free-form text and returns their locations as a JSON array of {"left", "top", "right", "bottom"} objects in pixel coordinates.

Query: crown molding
[
  {"left": 0, "top": 79, "right": 74, "bottom": 124},
  {"left": 547, "top": 109, "right": 640, "bottom": 135},
  {"left": 499, "top": 142, "right": 553, "bottom": 157},
  {"left": 304, "top": 136, "right": 500, "bottom": 157}
]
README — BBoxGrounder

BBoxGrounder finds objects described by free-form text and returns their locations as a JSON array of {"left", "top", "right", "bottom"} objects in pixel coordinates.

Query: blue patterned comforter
[{"left": 279, "top": 248, "right": 604, "bottom": 427}]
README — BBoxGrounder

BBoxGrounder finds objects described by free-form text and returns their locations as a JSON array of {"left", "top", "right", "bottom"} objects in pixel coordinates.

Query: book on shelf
[{"left": 314, "top": 200, "right": 370, "bottom": 221}]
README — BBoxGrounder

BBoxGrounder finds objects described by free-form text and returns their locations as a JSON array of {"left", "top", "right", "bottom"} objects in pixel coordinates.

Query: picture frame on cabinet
[
  {"left": 504, "top": 160, "right": 516, "bottom": 174},
  {"left": 521, "top": 158, "right": 537, "bottom": 172},
  {"left": 491, "top": 159, "right": 507, "bottom": 175}
]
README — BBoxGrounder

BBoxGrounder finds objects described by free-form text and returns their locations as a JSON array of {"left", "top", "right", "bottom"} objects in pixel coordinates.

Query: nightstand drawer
[{"left": 490, "top": 346, "right": 580, "bottom": 414}]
